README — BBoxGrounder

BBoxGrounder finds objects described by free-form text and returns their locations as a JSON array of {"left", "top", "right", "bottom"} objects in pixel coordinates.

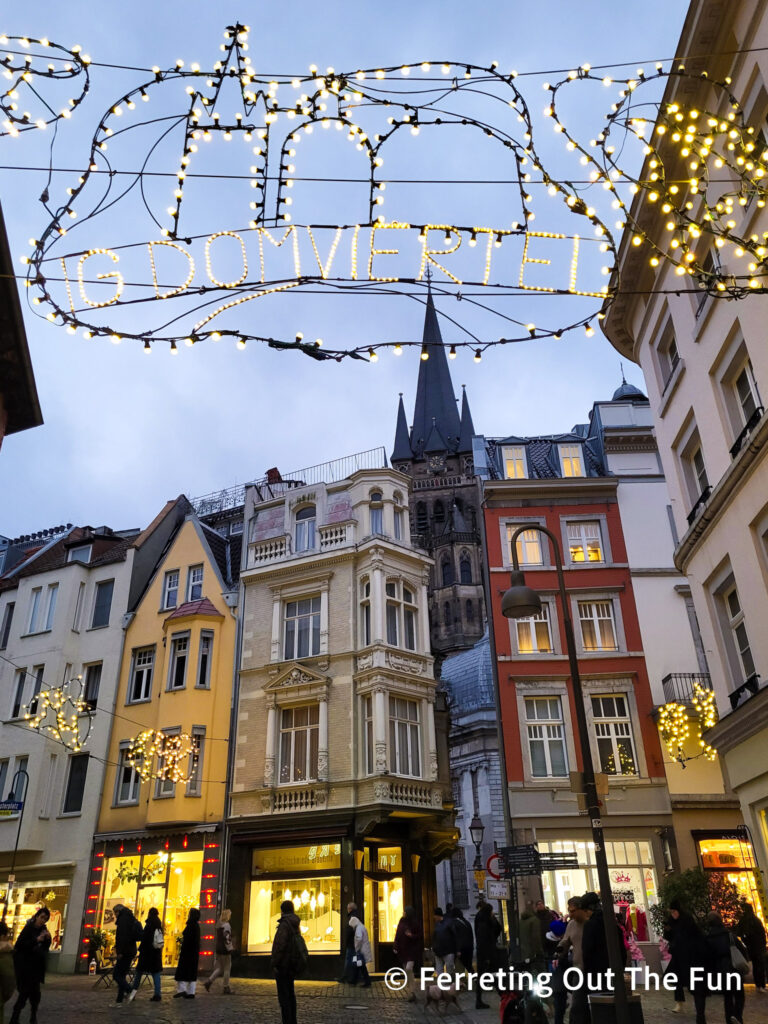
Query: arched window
[
  {"left": 434, "top": 499, "right": 445, "bottom": 524},
  {"left": 443, "top": 601, "right": 452, "bottom": 626},
  {"left": 441, "top": 557, "right": 455, "bottom": 587},
  {"left": 416, "top": 501, "right": 428, "bottom": 533},
  {"left": 466, "top": 599, "right": 474, "bottom": 622},
  {"left": 369, "top": 491, "right": 384, "bottom": 535},
  {"left": 459, "top": 553, "right": 472, "bottom": 584},
  {"left": 295, "top": 505, "right": 316, "bottom": 552}
]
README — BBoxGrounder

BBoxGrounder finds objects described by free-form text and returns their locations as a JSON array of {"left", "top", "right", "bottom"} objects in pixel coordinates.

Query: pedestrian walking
[
  {"left": 704, "top": 911, "right": 747, "bottom": 1024},
  {"left": 449, "top": 907, "right": 474, "bottom": 972},
  {"left": 664, "top": 898, "right": 710, "bottom": 1018},
  {"left": 558, "top": 898, "right": 588, "bottom": 1024},
  {"left": 394, "top": 905, "right": 423, "bottom": 1002},
  {"left": 535, "top": 900, "right": 556, "bottom": 955},
  {"left": 0, "top": 923, "right": 15, "bottom": 1024},
  {"left": 271, "top": 899, "right": 307, "bottom": 1024},
  {"left": 432, "top": 908, "right": 457, "bottom": 975},
  {"left": 581, "top": 891, "right": 626, "bottom": 981},
  {"left": 349, "top": 914, "right": 372, "bottom": 987},
  {"left": 474, "top": 901, "right": 502, "bottom": 1010},
  {"left": 336, "top": 903, "right": 357, "bottom": 984},
  {"left": 738, "top": 901, "right": 767, "bottom": 991},
  {"left": 128, "top": 907, "right": 163, "bottom": 1003},
  {"left": 519, "top": 905, "right": 543, "bottom": 964},
  {"left": 7, "top": 908, "right": 51, "bottom": 1024},
  {"left": 110, "top": 903, "right": 142, "bottom": 1005},
  {"left": 173, "top": 908, "right": 201, "bottom": 999},
  {"left": 204, "top": 909, "right": 234, "bottom": 994}
]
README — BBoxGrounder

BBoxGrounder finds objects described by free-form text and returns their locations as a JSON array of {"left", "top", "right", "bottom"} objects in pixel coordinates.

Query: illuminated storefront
[
  {"left": 694, "top": 829, "right": 766, "bottom": 922},
  {"left": 539, "top": 840, "right": 658, "bottom": 936},
  {"left": 0, "top": 879, "right": 71, "bottom": 951},
  {"left": 85, "top": 831, "right": 221, "bottom": 969}
]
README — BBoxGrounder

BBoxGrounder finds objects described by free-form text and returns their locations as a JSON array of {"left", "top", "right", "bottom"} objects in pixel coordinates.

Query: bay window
[
  {"left": 389, "top": 697, "right": 421, "bottom": 777},
  {"left": 385, "top": 580, "right": 417, "bottom": 651}
]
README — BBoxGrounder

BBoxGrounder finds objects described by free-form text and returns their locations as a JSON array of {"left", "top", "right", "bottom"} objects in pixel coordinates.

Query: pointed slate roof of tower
[
  {"left": 457, "top": 385, "right": 475, "bottom": 454},
  {"left": 424, "top": 419, "right": 448, "bottom": 453},
  {"left": 409, "top": 290, "right": 461, "bottom": 456},
  {"left": 391, "top": 394, "right": 412, "bottom": 462}
]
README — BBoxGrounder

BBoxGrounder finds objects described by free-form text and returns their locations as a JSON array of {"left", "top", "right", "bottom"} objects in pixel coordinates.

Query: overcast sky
[{"left": 0, "top": 1, "right": 688, "bottom": 538}]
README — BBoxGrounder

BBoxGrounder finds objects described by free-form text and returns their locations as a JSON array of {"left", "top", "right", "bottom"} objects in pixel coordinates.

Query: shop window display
[
  {"left": 98, "top": 849, "right": 203, "bottom": 966},
  {"left": 0, "top": 881, "right": 69, "bottom": 948},
  {"left": 539, "top": 840, "right": 658, "bottom": 937},
  {"left": 248, "top": 844, "right": 341, "bottom": 954},
  {"left": 697, "top": 835, "right": 765, "bottom": 922}
]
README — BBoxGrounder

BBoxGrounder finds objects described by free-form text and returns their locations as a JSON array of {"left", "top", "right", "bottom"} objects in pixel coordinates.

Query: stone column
[
  {"left": 317, "top": 695, "right": 329, "bottom": 781},
  {"left": 374, "top": 685, "right": 388, "bottom": 773},
  {"left": 420, "top": 574, "right": 431, "bottom": 653},
  {"left": 264, "top": 701, "right": 277, "bottom": 785},
  {"left": 270, "top": 592, "right": 282, "bottom": 661},
  {"left": 424, "top": 695, "right": 438, "bottom": 781},
  {"left": 372, "top": 564, "right": 385, "bottom": 644}
]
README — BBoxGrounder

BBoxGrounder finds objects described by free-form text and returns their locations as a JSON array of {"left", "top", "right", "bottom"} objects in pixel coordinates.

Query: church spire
[
  {"left": 457, "top": 385, "right": 476, "bottom": 453},
  {"left": 391, "top": 393, "right": 412, "bottom": 463},
  {"left": 409, "top": 290, "right": 461, "bottom": 457}
]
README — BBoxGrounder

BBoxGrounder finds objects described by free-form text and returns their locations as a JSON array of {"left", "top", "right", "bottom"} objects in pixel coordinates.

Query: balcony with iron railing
[
  {"left": 729, "top": 406, "right": 765, "bottom": 459},
  {"left": 686, "top": 486, "right": 712, "bottom": 527},
  {"left": 661, "top": 672, "right": 713, "bottom": 705}
]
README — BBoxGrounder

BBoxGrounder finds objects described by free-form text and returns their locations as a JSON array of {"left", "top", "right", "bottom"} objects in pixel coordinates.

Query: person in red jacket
[{"left": 393, "top": 906, "right": 423, "bottom": 1002}]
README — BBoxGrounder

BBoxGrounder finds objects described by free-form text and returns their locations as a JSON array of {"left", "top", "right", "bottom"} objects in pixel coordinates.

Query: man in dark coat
[
  {"left": 393, "top": 906, "right": 423, "bottom": 1003},
  {"left": 737, "top": 900, "right": 767, "bottom": 990},
  {"left": 448, "top": 907, "right": 474, "bottom": 971},
  {"left": 336, "top": 902, "right": 357, "bottom": 984},
  {"left": 8, "top": 908, "right": 51, "bottom": 1024},
  {"left": 174, "top": 908, "right": 201, "bottom": 998},
  {"left": 474, "top": 901, "right": 502, "bottom": 1010},
  {"left": 112, "top": 904, "right": 142, "bottom": 1004},
  {"left": 705, "top": 912, "right": 746, "bottom": 1024},
  {"left": 580, "top": 893, "right": 626, "bottom": 983},
  {"left": 432, "top": 908, "right": 457, "bottom": 975},
  {"left": 664, "top": 898, "right": 710, "bottom": 1020},
  {"left": 272, "top": 900, "right": 303, "bottom": 1024}
]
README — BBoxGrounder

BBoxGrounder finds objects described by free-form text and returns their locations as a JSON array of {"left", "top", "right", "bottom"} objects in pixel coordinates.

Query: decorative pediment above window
[{"left": 264, "top": 662, "right": 330, "bottom": 702}]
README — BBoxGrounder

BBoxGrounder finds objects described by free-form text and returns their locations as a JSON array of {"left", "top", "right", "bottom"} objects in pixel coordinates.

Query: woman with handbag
[
  {"left": 128, "top": 907, "right": 163, "bottom": 1002},
  {"left": 174, "top": 908, "right": 201, "bottom": 999},
  {"left": 704, "top": 911, "right": 748, "bottom": 1024},
  {"left": 204, "top": 909, "right": 234, "bottom": 994}
]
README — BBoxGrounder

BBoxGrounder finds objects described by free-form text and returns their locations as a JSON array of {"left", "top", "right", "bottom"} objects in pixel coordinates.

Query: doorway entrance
[{"left": 362, "top": 845, "right": 404, "bottom": 971}]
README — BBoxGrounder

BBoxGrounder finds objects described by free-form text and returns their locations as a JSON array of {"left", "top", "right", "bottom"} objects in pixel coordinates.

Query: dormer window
[
  {"left": 370, "top": 491, "right": 384, "bottom": 535},
  {"left": 295, "top": 505, "right": 316, "bottom": 552},
  {"left": 503, "top": 446, "right": 527, "bottom": 479},
  {"left": 67, "top": 544, "right": 92, "bottom": 564},
  {"left": 559, "top": 444, "right": 584, "bottom": 478}
]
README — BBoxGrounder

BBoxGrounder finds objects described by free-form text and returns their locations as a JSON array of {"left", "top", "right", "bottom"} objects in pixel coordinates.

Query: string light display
[
  {"left": 19, "top": 27, "right": 768, "bottom": 358},
  {"left": 546, "top": 64, "right": 768, "bottom": 296},
  {"left": 22, "top": 675, "right": 94, "bottom": 752},
  {"left": 658, "top": 682, "right": 719, "bottom": 767},
  {"left": 126, "top": 729, "right": 194, "bottom": 783},
  {"left": 1, "top": 35, "right": 90, "bottom": 137},
  {"left": 24, "top": 22, "right": 620, "bottom": 359}
]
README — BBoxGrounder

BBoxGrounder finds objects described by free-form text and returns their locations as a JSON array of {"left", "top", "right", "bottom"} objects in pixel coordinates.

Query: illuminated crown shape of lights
[
  {"left": 126, "top": 729, "right": 194, "bottom": 783},
  {"left": 547, "top": 64, "right": 768, "bottom": 296},
  {"left": 20, "top": 27, "right": 768, "bottom": 359},
  {"left": 1, "top": 34, "right": 90, "bottom": 137},
  {"left": 23, "top": 674, "right": 94, "bottom": 752},
  {"left": 23, "top": 23, "right": 621, "bottom": 361}
]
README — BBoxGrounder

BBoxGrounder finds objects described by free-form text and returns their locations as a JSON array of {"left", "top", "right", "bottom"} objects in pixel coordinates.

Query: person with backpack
[
  {"left": 348, "top": 914, "right": 372, "bottom": 987},
  {"left": 128, "top": 907, "right": 163, "bottom": 1002},
  {"left": 448, "top": 907, "right": 474, "bottom": 974},
  {"left": 432, "top": 908, "right": 457, "bottom": 976},
  {"left": 204, "top": 908, "right": 234, "bottom": 994},
  {"left": 111, "top": 904, "right": 142, "bottom": 1004},
  {"left": 174, "top": 908, "right": 201, "bottom": 998},
  {"left": 271, "top": 899, "right": 307, "bottom": 1024}
]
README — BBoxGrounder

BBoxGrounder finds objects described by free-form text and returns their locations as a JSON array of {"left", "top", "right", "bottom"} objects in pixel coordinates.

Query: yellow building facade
[{"left": 87, "top": 513, "right": 239, "bottom": 968}]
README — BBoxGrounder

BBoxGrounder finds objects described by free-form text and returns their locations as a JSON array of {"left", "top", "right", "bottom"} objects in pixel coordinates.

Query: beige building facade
[
  {"left": 226, "top": 459, "right": 456, "bottom": 977},
  {"left": 604, "top": 0, "right": 768, "bottom": 915}
]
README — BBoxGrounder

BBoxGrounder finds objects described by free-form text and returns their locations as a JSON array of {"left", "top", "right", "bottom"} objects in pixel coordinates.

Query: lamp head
[
  {"left": 469, "top": 814, "right": 485, "bottom": 848},
  {"left": 501, "top": 570, "right": 542, "bottom": 619}
]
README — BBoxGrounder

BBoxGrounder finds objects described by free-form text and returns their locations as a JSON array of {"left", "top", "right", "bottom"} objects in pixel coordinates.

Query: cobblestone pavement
[{"left": 15, "top": 975, "right": 768, "bottom": 1024}]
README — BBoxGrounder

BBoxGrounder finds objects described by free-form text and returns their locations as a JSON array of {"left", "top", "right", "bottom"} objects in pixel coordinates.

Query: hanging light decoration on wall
[{"left": 23, "top": 674, "right": 94, "bottom": 752}]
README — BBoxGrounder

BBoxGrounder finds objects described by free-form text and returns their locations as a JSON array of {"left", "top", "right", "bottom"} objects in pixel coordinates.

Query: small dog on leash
[{"left": 424, "top": 983, "right": 461, "bottom": 1013}]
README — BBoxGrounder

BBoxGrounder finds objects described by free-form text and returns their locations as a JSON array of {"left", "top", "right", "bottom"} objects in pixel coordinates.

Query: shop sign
[
  {"left": 485, "top": 879, "right": 511, "bottom": 901},
  {"left": 252, "top": 843, "right": 341, "bottom": 875},
  {"left": 0, "top": 801, "right": 23, "bottom": 817}
]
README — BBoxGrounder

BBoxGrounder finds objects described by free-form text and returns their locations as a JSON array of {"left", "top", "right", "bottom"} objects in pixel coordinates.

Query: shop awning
[
  {"left": 92, "top": 825, "right": 219, "bottom": 842},
  {"left": 0, "top": 861, "right": 76, "bottom": 878}
]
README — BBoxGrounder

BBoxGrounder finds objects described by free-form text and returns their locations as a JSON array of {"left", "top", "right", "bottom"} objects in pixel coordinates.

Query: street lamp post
[
  {"left": 2, "top": 768, "right": 30, "bottom": 923},
  {"left": 502, "top": 524, "right": 630, "bottom": 1024},
  {"left": 469, "top": 814, "right": 486, "bottom": 902}
]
